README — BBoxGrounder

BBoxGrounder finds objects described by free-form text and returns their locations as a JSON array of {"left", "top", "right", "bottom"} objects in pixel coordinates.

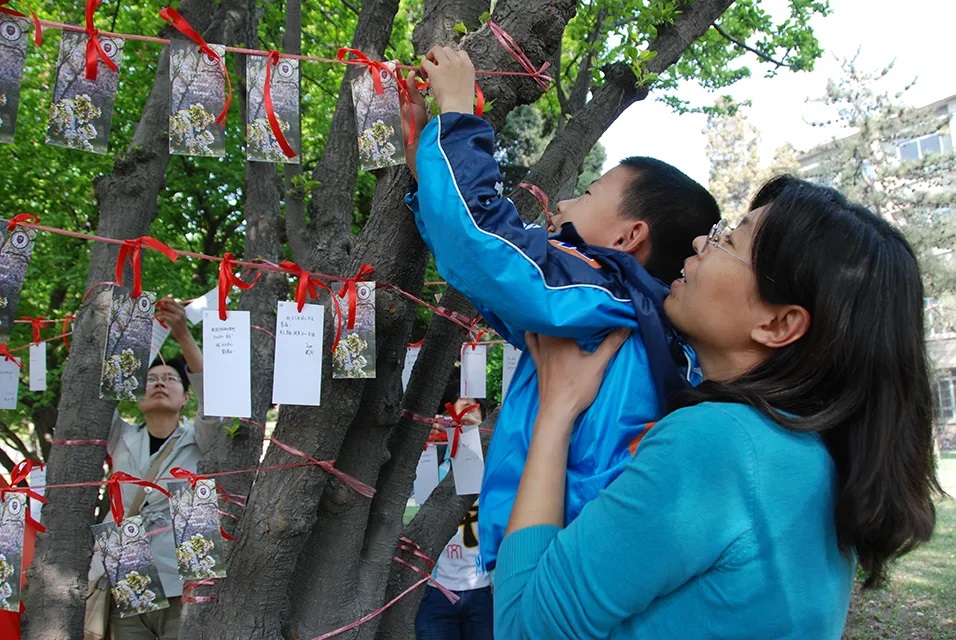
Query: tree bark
[{"left": 412, "top": 0, "right": 490, "bottom": 53}]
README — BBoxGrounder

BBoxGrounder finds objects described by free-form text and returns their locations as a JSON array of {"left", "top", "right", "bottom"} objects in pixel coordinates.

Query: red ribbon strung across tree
[
  {"left": 20, "top": 315, "right": 44, "bottom": 344},
  {"left": 0, "top": 343, "right": 21, "bottom": 368},
  {"left": 263, "top": 50, "right": 298, "bottom": 159},
  {"left": 444, "top": 401, "right": 480, "bottom": 458},
  {"left": 159, "top": 7, "right": 232, "bottom": 125},
  {"left": 337, "top": 263, "right": 374, "bottom": 331},
  {"left": 0, "top": 0, "right": 42, "bottom": 45},
  {"left": 7, "top": 213, "right": 38, "bottom": 232},
  {"left": 84, "top": 0, "right": 118, "bottom": 81},
  {"left": 217, "top": 252, "right": 260, "bottom": 320},
  {"left": 337, "top": 47, "right": 392, "bottom": 94},
  {"left": 106, "top": 471, "right": 169, "bottom": 526},
  {"left": 486, "top": 19, "right": 552, "bottom": 91},
  {"left": 114, "top": 236, "right": 179, "bottom": 299},
  {"left": 279, "top": 260, "right": 345, "bottom": 354}
]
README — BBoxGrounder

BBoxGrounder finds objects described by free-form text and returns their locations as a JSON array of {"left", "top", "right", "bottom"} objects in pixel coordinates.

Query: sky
[{"left": 598, "top": 0, "right": 956, "bottom": 187}]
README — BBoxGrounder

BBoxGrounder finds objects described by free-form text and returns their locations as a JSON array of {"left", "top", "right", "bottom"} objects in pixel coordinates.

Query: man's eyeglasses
[
  {"left": 697, "top": 219, "right": 750, "bottom": 265},
  {"left": 146, "top": 374, "right": 183, "bottom": 386}
]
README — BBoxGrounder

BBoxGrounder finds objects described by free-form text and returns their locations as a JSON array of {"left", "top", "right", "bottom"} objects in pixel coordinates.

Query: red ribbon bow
[
  {"left": 487, "top": 19, "right": 552, "bottom": 91},
  {"left": 106, "top": 471, "right": 170, "bottom": 526},
  {"left": 21, "top": 316, "right": 44, "bottom": 344},
  {"left": 6, "top": 213, "right": 37, "bottom": 233},
  {"left": 279, "top": 260, "right": 346, "bottom": 354},
  {"left": 169, "top": 466, "right": 203, "bottom": 488},
  {"left": 159, "top": 7, "right": 232, "bottom": 125},
  {"left": 0, "top": 344, "right": 21, "bottom": 368},
  {"left": 337, "top": 48, "right": 393, "bottom": 94},
  {"left": 444, "top": 402, "right": 480, "bottom": 458},
  {"left": 115, "top": 236, "right": 179, "bottom": 299},
  {"left": 61, "top": 315, "right": 75, "bottom": 350},
  {"left": 263, "top": 50, "right": 297, "bottom": 159},
  {"left": 84, "top": 0, "right": 119, "bottom": 81},
  {"left": 337, "top": 264, "right": 374, "bottom": 331},
  {"left": 0, "top": 0, "right": 42, "bottom": 46},
  {"left": 0, "top": 460, "right": 46, "bottom": 532},
  {"left": 217, "top": 253, "right": 260, "bottom": 320}
]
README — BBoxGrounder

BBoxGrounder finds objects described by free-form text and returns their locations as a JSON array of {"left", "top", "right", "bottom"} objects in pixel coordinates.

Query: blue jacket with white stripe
[{"left": 407, "top": 113, "right": 697, "bottom": 569}]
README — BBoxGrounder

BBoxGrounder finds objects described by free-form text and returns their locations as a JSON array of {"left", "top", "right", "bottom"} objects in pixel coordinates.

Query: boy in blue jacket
[{"left": 402, "top": 46, "right": 719, "bottom": 569}]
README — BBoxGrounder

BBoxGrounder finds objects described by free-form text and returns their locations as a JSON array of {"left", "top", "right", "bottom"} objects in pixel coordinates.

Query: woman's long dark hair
[{"left": 672, "top": 175, "right": 941, "bottom": 588}]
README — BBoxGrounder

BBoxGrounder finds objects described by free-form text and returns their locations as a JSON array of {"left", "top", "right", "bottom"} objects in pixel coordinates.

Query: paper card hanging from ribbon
[
  {"left": 0, "top": 223, "right": 35, "bottom": 341},
  {"left": 460, "top": 343, "right": 487, "bottom": 399},
  {"left": 148, "top": 318, "right": 169, "bottom": 365},
  {"left": 0, "top": 17, "right": 30, "bottom": 144},
  {"left": 350, "top": 61, "right": 404, "bottom": 171},
  {"left": 0, "top": 492, "right": 25, "bottom": 611},
  {"left": 246, "top": 54, "right": 300, "bottom": 164},
  {"left": 401, "top": 343, "right": 421, "bottom": 392},
  {"left": 46, "top": 31, "right": 123, "bottom": 154},
  {"left": 413, "top": 445, "right": 440, "bottom": 506},
  {"left": 28, "top": 341, "right": 44, "bottom": 391},
  {"left": 100, "top": 290, "right": 155, "bottom": 402},
  {"left": 501, "top": 344, "right": 521, "bottom": 400},
  {"left": 0, "top": 353, "right": 19, "bottom": 409},
  {"left": 184, "top": 286, "right": 226, "bottom": 325},
  {"left": 272, "top": 300, "right": 323, "bottom": 406},
  {"left": 332, "top": 281, "right": 375, "bottom": 379},
  {"left": 91, "top": 516, "right": 170, "bottom": 618},
  {"left": 27, "top": 464, "right": 43, "bottom": 521},
  {"left": 202, "top": 309, "right": 251, "bottom": 417},
  {"left": 168, "top": 479, "right": 227, "bottom": 581},
  {"left": 445, "top": 424, "right": 483, "bottom": 495},
  {"left": 169, "top": 41, "right": 226, "bottom": 158}
]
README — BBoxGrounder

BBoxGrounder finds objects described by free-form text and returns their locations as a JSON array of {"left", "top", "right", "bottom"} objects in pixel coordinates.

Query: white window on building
[
  {"left": 938, "top": 369, "right": 956, "bottom": 421},
  {"left": 899, "top": 133, "right": 953, "bottom": 161}
]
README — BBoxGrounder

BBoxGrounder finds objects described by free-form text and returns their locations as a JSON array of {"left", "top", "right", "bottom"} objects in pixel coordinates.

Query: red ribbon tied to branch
[
  {"left": 106, "top": 471, "right": 169, "bottom": 526},
  {"left": 337, "top": 48, "right": 393, "bottom": 95},
  {"left": 444, "top": 402, "right": 480, "bottom": 458},
  {"left": 263, "top": 50, "right": 297, "bottom": 159},
  {"left": 6, "top": 213, "right": 38, "bottom": 233},
  {"left": 61, "top": 315, "right": 75, "bottom": 350},
  {"left": 279, "top": 260, "right": 346, "bottom": 354},
  {"left": 487, "top": 19, "right": 552, "bottom": 91},
  {"left": 84, "top": 0, "right": 119, "bottom": 81},
  {"left": 0, "top": 0, "right": 42, "bottom": 46},
  {"left": 159, "top": 7, "right": 232, "bottom": 125},
  {"left": 217, "top": 252, "right": 260, "bottom": 320},
  {"left": 0, "top": 344, "right": 21, "bottom": 368},
  {"left": 337, "top": 264, "right": 374, "bottom": 331},
  {"left": 21, "top": 316, "right": 44, "bottom": 344},
  {"left": 115, "top": 236, "right": 179, "bottom": 299}
]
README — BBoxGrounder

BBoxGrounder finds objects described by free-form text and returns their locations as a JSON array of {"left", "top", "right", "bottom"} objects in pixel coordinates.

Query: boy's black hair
[
  {"left": 439, "top": 374, "right": 487, "bottom": 420},
  {"left": 618, "top": 156, "right": 720, "bottom": 283},
  {"left": 148, "top": 355, "right": 191, "bottom": 394}
]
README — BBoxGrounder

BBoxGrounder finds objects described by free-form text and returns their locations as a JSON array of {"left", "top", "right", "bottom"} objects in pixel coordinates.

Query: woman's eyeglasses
[{"left": 697, "top": 219, "right": 750, "bottom": 265}]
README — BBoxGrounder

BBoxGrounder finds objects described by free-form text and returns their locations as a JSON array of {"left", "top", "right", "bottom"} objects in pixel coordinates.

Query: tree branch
[{"left": 712, "top": 22, "right": 795, "bottom": 69}]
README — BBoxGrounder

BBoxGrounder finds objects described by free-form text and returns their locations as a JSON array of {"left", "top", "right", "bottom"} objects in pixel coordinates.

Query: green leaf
[{"left": 454, "top": 21, "right": 468, "bottom": 34}]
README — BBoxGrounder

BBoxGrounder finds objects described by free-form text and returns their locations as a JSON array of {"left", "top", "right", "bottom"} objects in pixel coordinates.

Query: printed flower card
[
  {"left": 0, "top": 222, "right": 35, "bottom": 342},
  {"left": 0, "top": 494, "right": 25, "bottom": 612},
  {"left": 91, "top": 516, "right": 169, "bottom": 618},
  {"left": 351, "top": 62, "right": 404, "bottom": 171},
  {"left": 246, "top": 55, "right": 300, "bottom": 164},
  {"left": 169, "top": 41, "right": 226, "bottom": 158},
  {"left": 169, "top": 479, "right": 227, "bottom": 581},
  {"left": 0, "top": 17, "right": 30, "bottom": 144},
  {"left": 100, "top": 290, "right": 155, "bottom": 402},
  {"left": 333, "top": 281, "right": 376, "bottom": 379},
  {"left": 47, "top": 31, "right": 124, "bottom": 154}
]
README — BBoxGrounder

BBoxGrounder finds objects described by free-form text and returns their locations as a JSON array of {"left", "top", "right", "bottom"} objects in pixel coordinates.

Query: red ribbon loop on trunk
[
  {"left": 106, "top": 471, "right": 170, "bottom": 526},
  {"left": 0, "top": 0, "right": 42, "bottom": 45},
  {"left": 115, "top": 236, "right": 179, "bottom": 299},
  {"left": 159, "top": 7, "right": 232, "bottom": 125},
  {"left": 337, "top": 48, "right": 391, "bottom": 94},
  {"left": 6, "top": 213, "right": 37, "bottom": 232},
  {"left": 21, "top": 316, "right": 44, "bottom": 344},
  {"left": 487, "top": 19, "right": 552, "bottom": 91},
  {"left": 279, "top": 260, "right": 345, "bottom": 354},
  {"left": 263, "top": 50, "right": 297, "bottom": 159},
  {"left": 169, "top": 466, "right": 202, "bottom": 488},
  {"left": 337, "top": 264, "right": 374, "bottom": 331},
  {"left": 444, "top": 402, "right": 480, "bottom": 458},
  {"left": 84, "top": 0, "right": 118, "bottom": 81},
  {"left": 61, "top": 315, "right": 75, "bottom": 350},
  {"left": 217, "top": 252, "right": 260, "bottom": 320},
  {"left": 0, "top": 343, "right": 21, "bottom": 368}
]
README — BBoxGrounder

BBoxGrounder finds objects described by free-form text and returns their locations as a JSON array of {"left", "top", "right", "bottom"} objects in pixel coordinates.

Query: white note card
[
  {"left": 460, "top": 343, "right": 487, "bottom": 399},
  {"left": 0, "top": 357, "right": 20, "bottom": 409},
  {"left": 29, "top": 342, "right": 46, "bottom": 391},
  {"left": 413, "top": 445, "right": 440, "bottom": 505},
  {"left": 272, "top": 301, "right": 324, "bottom": 406},
  {"left": 501, "top": 344, "right": 521, "bottom": 399},
  {"left": 202, "top": 310, "right": 251, "bottom": 418},
  {"left": 186, "top": 287, "right": 227, "bottom": 325},
  {"left": 401, "top": 344, "right": 421, "bottom": 392},
  {"left": 148, "top": 319, "right": 170, "bottom": 365},
  {"left": 447, "top": 425, "right": 484, "bottom": 495},
  {"left": 28, "top": 466, "right": 45, "bottom": 520}
]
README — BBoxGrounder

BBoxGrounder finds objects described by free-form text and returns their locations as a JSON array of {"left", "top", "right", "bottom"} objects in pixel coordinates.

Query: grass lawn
[{"left": 843, "top": 452, "right": 956, "bottom": 639}]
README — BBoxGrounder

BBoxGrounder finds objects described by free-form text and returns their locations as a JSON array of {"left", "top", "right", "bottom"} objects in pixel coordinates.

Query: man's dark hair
[
  {"left": 618, "top": 156, "right": 720, "bottom": 283},
  {"left": 148, "top": 355, "right": 191, "bottom": 394}
]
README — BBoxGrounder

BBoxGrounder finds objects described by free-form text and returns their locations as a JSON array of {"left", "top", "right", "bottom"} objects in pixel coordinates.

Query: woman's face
[{"left": 138, "top": 365, "right": 188, "bottom": 415}]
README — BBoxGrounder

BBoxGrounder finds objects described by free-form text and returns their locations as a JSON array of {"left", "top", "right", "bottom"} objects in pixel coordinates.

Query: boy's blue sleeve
[{"left": 407, "top": 113, "right": 636, "bottom": 346}]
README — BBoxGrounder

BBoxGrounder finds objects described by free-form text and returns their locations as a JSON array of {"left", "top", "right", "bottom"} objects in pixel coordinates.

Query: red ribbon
[
  {"left": 61, "top": 315, "right": 75, "bottom": 350},
  {"left": 279, "top": 260, "right": 345, "bottom": 354},
  {"left": 487, "top": 19, "right": 552, "bottom": 91},
  {"left": 0, "top": 343, "right": 21, "bottom": 368},
  {"left": 6, "top": 213, "right": 37, "bottom": 232},
  {"left": 0, "top": 462, "right": 45, "bottom": 532},
  {"left": 115, "top": 236, "right": 179, "bottom": 299},
  {"left": 517, "top": 182, "right": 552, "bottom": 228},
  {"left": 169, "top": 466, "right": 202, "bottom": 488},
  {"left": 444, "top": 402, "right": 479, "bottom": 458},
  {"left": 263, "top": 50, "right": 297, "bottom": 159},
  {"left": 217, "top": 252, "right": 260, "bottom": 320},
  {"left": 466, "top": 330, "right": 485, "bottom": 350},
  {"left": 21, "top": 316, "right": 44, "bottom": 344},
  {"left": 84, "top": 0, "right": 119, "bottom": 81},
  {"left": 337, "top": 48, "right": 391, "bottom": 94},
  {"left": 106, "top": 471, "right": 169, "bottom": 527},
  {"left": 474, "top": 82, "right": 485, "bottom": 118},
  {"left": 336, "top": 264, "right": 374, "bottom": 331},
  {"left": 159, "top": 7, "right": 232, "bottom": 125},
  {"left": 0, "top": 0, "right": 42, "bottom": 46}
]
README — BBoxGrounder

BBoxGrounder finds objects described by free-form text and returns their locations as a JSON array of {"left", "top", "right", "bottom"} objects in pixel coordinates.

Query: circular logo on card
[
  {"left": 196, "top": 483, "right": 212, "bottom": 500},
  {"left": 203, "top": 51, "right": 219, "bottom": 66},
  {"left": 6, "top": 495, "right": 22, "bottom": 515},
  {"left": 379, "top": 68, "right": 390, "bottom": 82},
  {"left": 100, "top": 38, "right": 118, "bottom": 59},
  {"left": 357, "top": 284, "right": 371, "bottom": 300},
  {"left": 277, "top": 60, "right": 295, "bottom": 78},
  {"left": 123, "top": 521, "right": 141, "bottom": 538},
  {"left": 137, "top": 295, "right": 152, "bottom": 313},
  {"left": 1, "top": 21, "right": 22, "bottom": 41},
  {"left": 10, "top": 230, "right": 29, "bottom": 249}
]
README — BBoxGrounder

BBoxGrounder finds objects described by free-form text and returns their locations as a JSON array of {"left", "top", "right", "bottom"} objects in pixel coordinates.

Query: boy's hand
[
  {"left": 421, "top": 46, "right": 475, "bottom": 115},
  {"left": 400, "top": 71, "right": 428, "bottom": 181}
]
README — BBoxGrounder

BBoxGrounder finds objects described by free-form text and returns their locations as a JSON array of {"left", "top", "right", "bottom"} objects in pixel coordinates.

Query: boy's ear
[{"left": 617, "top": 219, "right": 650, "bottom": 258}]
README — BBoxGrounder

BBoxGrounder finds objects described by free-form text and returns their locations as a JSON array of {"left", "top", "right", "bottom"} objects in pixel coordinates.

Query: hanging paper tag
[
  {"left": 168, "top": 479, "right": 227, "bottom": 581},
  {"left": 100, "top": 290, "right": 155, "bottom": 402},
  {"left": 333, "top": 281, "right": 375, "bottom": 379},
  {"left": 27, "top": 465, "right": 44, "bottom": 521},
  {"left": 413, "top": 445, "right": 440, "bottom": 505},
  {"left": 0, "top": 223, "right": 35, "bottom": 341},
  {"left": 0, "top": 17, "right": 30, "bottom": 144},
  {"left": 147, "top": 318, "right": 169, "bottom": 366},
  {"left": 0, "top": 493, "right": 25, "bottom": 611},
  {"left": 203, "top": 309, "right": 251, "bottom": 417},
  {"left": 91, "top": 516, "right": 170, "bottom": 618},
  {"left": 28, "top": 341, "right": 45, "bottom": 391},
  {"left": 446, "top": 425, "right": 484, "bottom": 495},
  {"left": 169, "top": 41, "right": 226, "bottom": 158},
  {"left": 184, "top": 287, "right": 226, "bottom": 325},
  {"left": 246, "top": 54, "right": 300, "bottom": 164},
  {"left": 272, "top": 301, "right": 324, "bottom": 406},
  {"left": 351, "top": 61, "right": 404, "bottom": 171},
  {"left": 401, "top": 343, "right": 421, "bottom": 392},
  {"left": 0, "top": 354, "right": 19, "bottom": 409},
  {"left": 46, "top": 31, "right": 124, "bottom": 154},
  {"left": 501, "top": 344, "right": 521, "bottom": 399},
  {"left": 460, "top": 343, "right": 487, "bottom": 399}
]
